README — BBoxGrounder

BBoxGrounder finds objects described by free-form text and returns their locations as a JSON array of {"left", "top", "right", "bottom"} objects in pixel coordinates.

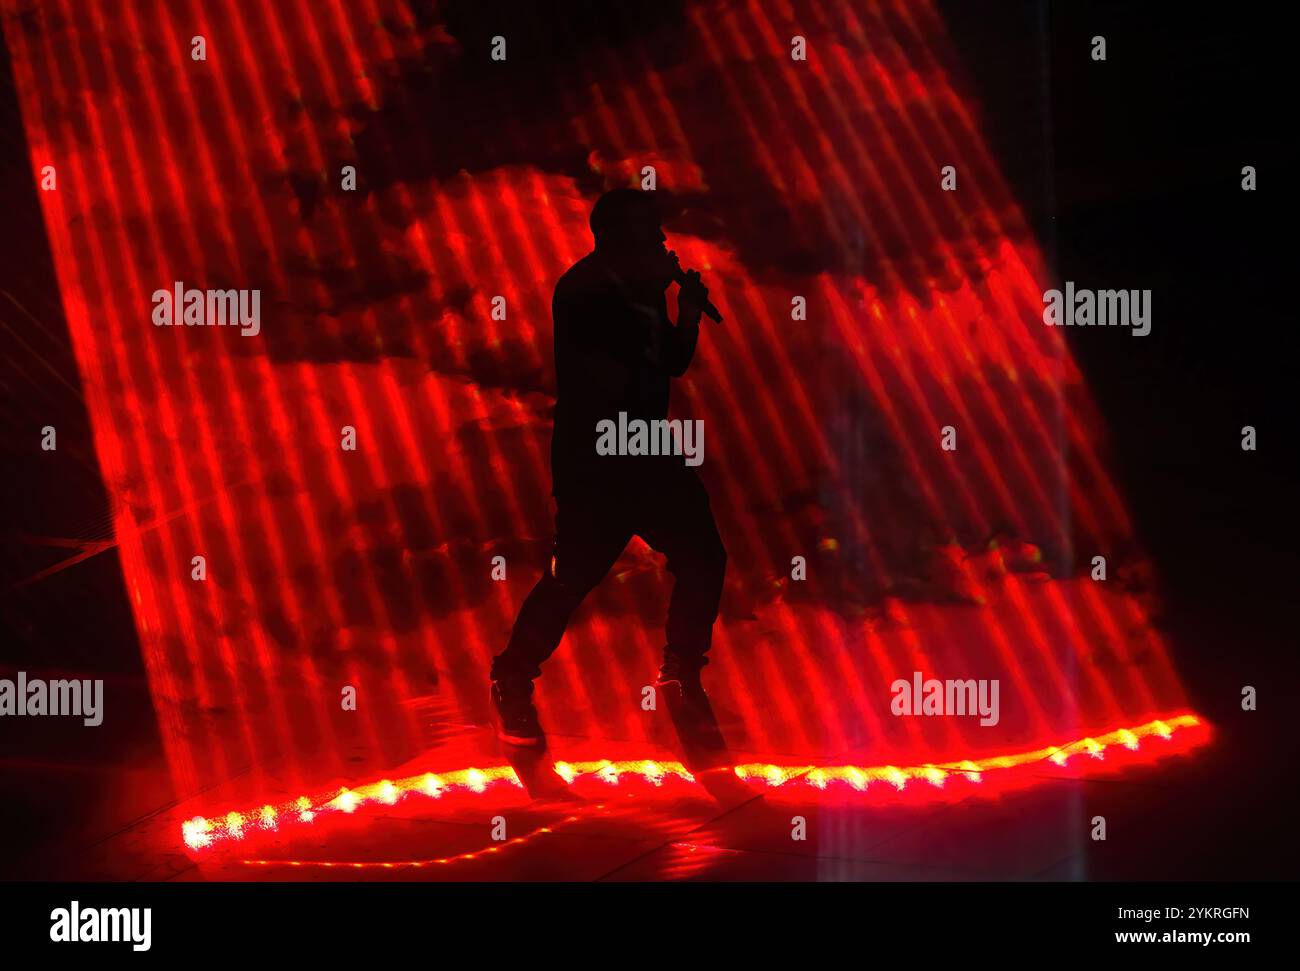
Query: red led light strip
[
  {"left": 183, "top": 713, "right": 1205, "bottom": 852},
  {"left": 2, "top": 0, "right": 1196, "bottom": 805}
]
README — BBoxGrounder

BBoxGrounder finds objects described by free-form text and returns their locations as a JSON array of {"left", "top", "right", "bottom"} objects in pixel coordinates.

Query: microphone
[{"left": 669, "top": 251, "right": 723, "bottom": 324}]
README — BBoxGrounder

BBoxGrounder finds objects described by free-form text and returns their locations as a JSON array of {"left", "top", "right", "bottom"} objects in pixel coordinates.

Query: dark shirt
[{"left": 550, "top": 250, "right": 700, "bottom": 497}]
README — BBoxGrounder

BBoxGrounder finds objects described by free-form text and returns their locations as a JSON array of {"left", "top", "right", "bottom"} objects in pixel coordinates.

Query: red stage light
[
  {"left": 3, "top": 0, "right": 1200, "bottom": 843},
  {"left": 183, "top": 713, "right": 1207, "bottom": 853}
]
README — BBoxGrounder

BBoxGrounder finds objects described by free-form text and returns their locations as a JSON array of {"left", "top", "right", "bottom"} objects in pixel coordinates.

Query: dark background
[
  {"left": 937, "top": 0, "right": 1297, "bottom": 726},
  {"left": 2, "top": 0, "right": 1296, "bottom": 879}
]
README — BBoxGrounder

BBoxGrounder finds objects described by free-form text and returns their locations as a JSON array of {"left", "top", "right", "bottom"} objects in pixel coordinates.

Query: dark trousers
[{"left": 492, "top": 462, "right": 727, "bottom": 683}]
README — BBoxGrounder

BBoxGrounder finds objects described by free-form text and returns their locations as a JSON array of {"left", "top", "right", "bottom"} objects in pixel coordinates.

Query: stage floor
[{"left": 11, "top": 700, "right": 1276, "bottom": 883}]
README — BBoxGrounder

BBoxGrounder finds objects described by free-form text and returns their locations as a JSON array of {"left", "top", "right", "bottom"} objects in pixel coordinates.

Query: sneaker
[
  {"left": 490, "top": 677, "right": 545, "bottom": 747},
  {"left": 655, "top": 655, "right": 709, "bottom": 710},
  {"left": 655, "top": 655, "right": 728, "bottom": 770}
]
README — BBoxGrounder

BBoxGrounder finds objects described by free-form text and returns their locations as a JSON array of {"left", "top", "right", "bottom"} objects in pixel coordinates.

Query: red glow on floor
[{"left": 183, "top": 713, "right": 1207, "bottom": 854}]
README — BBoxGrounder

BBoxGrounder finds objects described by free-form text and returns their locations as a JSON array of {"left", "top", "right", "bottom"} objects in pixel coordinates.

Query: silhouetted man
[{"left": 490, "top": 189, "right": 726, "bottom": 747}]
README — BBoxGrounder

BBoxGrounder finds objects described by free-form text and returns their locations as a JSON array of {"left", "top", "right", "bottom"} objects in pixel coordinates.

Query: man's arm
[
  {"left": 662, "top": 316, "right": 700, "bottom": 378},
  {"left": 662, "top": 270, "right": 707, "bottom": 377}
]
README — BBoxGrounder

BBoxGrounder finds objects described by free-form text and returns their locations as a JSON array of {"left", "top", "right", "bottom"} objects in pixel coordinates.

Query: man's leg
[
  {"left": 635, "top": 464, "right": 729, "bottom": 766},
  {"left": 634, "top": 465, "right": 727, "bottom": 673},
  {"left": 490, "top": 493, "right": 631, "bottom": 744}
]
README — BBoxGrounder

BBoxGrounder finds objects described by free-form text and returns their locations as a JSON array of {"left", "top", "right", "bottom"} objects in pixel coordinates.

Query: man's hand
[
  {"left": 651, "top": 248, "right": 678, "bottom": 291},
  {"left": 677, "top": 269, "right": 707, "bottom": 328}
]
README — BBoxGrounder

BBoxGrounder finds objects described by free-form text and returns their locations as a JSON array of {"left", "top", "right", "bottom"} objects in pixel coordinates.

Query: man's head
[{"left": 589, "top": 189, "right": 672, "bottom": 286}]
